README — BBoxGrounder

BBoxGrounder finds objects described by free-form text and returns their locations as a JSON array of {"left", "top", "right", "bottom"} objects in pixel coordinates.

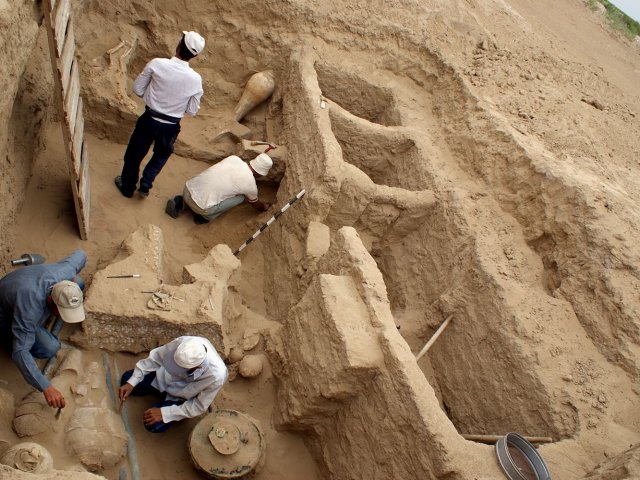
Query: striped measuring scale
[{"left": 233, "top": 189, "right": 306, "bottom": 256}]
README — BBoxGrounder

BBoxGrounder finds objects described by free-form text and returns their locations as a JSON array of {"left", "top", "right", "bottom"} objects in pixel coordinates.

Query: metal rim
[{"left": 495, "top": 432, "right": 551, "bottom": 480}]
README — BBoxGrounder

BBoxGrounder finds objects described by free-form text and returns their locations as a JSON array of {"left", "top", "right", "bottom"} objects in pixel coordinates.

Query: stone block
[
  {"left": 81, "top": 226, "right": 239, "bottom": 355},
  {"left": 305, "top": 221, "right": 330, "bottom": 261}
]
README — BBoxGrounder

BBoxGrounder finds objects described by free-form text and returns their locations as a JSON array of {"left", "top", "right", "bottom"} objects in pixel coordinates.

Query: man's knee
[{"left": 31, "top": 330, "right": 61, "bottom": 359}]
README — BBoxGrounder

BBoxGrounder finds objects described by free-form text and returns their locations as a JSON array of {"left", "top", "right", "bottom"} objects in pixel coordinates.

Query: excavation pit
[
  {"left": 1, "top": 1, "right": 639, "bottom": 480},
  {"left": 328, "top": 104, "right": 431, "bottom": 191},
  {"left": 315, "top": 63, "right": 402, "bottom": 127}
]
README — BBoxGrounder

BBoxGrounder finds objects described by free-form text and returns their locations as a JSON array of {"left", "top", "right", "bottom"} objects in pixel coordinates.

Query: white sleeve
[
  {"left": 132, "top": 60, "right": 155, "bottom": 97},
  {"left": 185, "top": 89, "right": 203, "bottom": 116},
  {"left": 127, "top": 344, "right": 166, "bottom": 387},
  {"left": 242, "top": 180, "right": 259, "bottom": 202},
  {"left": 160, "top": 379, "right": 225, "bottom": 423}
]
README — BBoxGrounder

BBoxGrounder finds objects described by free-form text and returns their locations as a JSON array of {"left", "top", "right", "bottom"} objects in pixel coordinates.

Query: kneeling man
[
  {"left": 165, "top": 153, "right": 272, "bottom": 224},
  {"left": 118, "top": 336, "right": 227, "bottom": 433}
]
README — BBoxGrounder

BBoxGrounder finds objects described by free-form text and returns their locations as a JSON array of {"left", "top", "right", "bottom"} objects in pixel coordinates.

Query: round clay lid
[
  {"left": 189, "top": 409, "right": 265, "bottom": 479},
  {"left": 208, "top": 420, "right": 241, "bottom": 455}
]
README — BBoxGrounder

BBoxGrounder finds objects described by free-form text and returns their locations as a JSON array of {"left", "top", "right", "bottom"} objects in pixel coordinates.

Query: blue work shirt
[{"left": 0, "top": 250, "right": 86, "bottom": 391}]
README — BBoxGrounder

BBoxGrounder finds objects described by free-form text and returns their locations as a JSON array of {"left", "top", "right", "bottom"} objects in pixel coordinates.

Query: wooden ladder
[{"left": 42, "top": 0, "right": 90, "bottom": 240}]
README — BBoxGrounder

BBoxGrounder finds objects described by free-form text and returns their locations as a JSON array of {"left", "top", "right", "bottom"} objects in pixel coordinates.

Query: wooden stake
[
  {"left": 462, "top": 434, "right": 553, "bottom": 444},
  {"left": 415, "top": 314, "right": 454, "bottom": 361}
]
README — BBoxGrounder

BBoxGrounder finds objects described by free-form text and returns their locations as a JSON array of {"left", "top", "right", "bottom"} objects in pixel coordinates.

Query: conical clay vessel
[{"left": 233, "top": 70, "right": 275, "bottom": 122}]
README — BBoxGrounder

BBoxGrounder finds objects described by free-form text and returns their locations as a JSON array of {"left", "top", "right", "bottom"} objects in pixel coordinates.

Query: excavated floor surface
[{"left": 1, "top": 0, "right": 639, "bottom": 479}]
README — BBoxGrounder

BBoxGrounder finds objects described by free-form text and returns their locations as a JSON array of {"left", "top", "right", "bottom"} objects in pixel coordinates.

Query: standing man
[
  {"left": 118, "top": 336, "right": 227, "bottom": 433},
  {"left": 0, "top": 250, "right": 87, "bottom": 409},
  {"left": 115, "top": 31, "right": 206, "bottom": 198},
  {"left": 165, "top": 153, "right": 273, "bottom": 224}
]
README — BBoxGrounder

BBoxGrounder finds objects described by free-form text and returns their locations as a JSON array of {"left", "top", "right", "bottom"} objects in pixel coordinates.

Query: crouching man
[
  {"left": 165, "top": 153, "right": 273, "bottom": 224},
  {"left": 0, "top": 250, "right": 87, "bottom": 409},
  {"left": 118, "top": 336, "right": 227, "bottom": 433}
]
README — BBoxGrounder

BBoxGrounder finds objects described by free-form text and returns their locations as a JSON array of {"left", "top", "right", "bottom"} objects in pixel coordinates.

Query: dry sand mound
[{"left": 0, "top": 0, "right": 639, "bottom": 479}]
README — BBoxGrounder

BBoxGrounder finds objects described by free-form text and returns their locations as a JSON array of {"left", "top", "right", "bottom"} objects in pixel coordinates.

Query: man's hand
[
  {"left": 43, "top": 386, "right": 65, "bottom": 408},
  {"left": 249, "top": 199, "right": 271, "bottom": 212},
  {"left": 119, "top": 383, "right": 134, "bottom": 403},
  {"left": 143, "top": 407, "right": 163, "bottom": 426}
]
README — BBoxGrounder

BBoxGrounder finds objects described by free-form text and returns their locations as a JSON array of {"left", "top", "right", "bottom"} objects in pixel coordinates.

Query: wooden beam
[
  {"left": 71, "top": 100, "right": 84, "bottom": 180},
  {"left": 462, "top": 434, "right": 553, "bottom": 444},
  {"left": 59, "top": 22, "right": 75, "bottom": 91},
  {"left": 53, "top": 0, "right": 71, "bottom": 56},
  {"left": 64, "top": 60, "right": 80, "bottom": 135}
]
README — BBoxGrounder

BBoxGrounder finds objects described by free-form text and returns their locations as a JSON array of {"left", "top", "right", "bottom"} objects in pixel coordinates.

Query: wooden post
[{"left": 415, "top": 314, "right": 454, "bottom": 361}]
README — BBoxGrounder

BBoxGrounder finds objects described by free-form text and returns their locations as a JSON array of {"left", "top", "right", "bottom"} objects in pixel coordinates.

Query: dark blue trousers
[
  {"left": 120, "top": 110, "right": 181, "bottom": 196},
  {"left": 120, "top": 369, "right": 184, "bottom": 433}
]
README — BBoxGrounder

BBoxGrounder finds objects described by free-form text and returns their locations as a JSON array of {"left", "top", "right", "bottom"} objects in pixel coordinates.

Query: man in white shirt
[
  {"left": 115, "top": 31, "right": 205, "bottom": 199},
  {"left": 165, "top": 153, "right": 273, "bottom": 224},
  {"left": 118, "top": 336, "right": 227, "bottom": 433}
]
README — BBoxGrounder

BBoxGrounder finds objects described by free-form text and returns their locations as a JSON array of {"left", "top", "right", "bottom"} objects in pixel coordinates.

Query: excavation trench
[
  {"left": 316, "top": 55, "right": 579, "bottom": 439},
  {"left": 3, "top": 2, "right": 637, "bottom": 479}
]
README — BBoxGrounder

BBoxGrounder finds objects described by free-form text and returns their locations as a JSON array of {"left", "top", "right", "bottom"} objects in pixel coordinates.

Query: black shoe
[
  {"left": 165, "top": 196, "right": 185, "bottom": 219},
  {"left": 138, "top": 188, "right": 149, "bottom": 198},
  {"left": 174, "top": 195, "right": 184, "bottom": 212},
  {"left": 193, "top": 214, "right": 209, "bottom": 225},
  {"left": 114, "top": 176, "right": 133, "bottom": 198},
  {"left": 165, "top": 198, "right": 179, "bottom": 219}
]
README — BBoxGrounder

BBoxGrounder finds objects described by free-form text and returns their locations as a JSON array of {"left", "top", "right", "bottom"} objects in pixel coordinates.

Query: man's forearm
[{"left": 13, "top": 350, "right": 50, "bottom": 392}]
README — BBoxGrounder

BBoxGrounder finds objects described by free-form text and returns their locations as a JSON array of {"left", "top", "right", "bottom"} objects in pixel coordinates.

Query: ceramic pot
[{"left": 233, "top": 70, "right": 275, "bottom": 122}]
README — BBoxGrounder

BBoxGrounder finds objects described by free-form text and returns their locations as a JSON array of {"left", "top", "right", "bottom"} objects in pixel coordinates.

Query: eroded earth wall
[
  {"left": 0, "top": 1, "right": 52, "bottom": 267},
  {"left": 269, "top": 227, "right": 502, "bottom": 479},
  {"left": 13, "top": 0, "right": 637, "bottom": 478}
]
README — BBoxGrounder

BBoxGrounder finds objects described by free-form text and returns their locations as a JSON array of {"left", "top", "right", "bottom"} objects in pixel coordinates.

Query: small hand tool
[{"left": 10, "top": 253, "right": 45, "bottom": 266}]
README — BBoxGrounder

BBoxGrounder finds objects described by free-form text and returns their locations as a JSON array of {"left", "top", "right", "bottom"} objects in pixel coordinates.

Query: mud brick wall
[{"left": 269, "top": 227, "right": 502, "bottom": 479}]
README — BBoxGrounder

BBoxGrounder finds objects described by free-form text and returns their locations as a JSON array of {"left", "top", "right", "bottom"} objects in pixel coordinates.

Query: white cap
[
  {"left": 182, "top": 31, "right": 205, "bottom": 55},
  {"left": 174, "top": 338, "right": 207, "bottom": 369},
  {"left": 51, "top": 280, "right": 85, "bottom": 323},
  {"left": 249, "top": 153, "right": 273, "bottom": 176}
]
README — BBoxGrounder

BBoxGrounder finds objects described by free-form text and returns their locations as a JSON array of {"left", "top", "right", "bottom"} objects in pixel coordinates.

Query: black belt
[{"left": 145, "top": 106, "right": 181, "bottom": 124}]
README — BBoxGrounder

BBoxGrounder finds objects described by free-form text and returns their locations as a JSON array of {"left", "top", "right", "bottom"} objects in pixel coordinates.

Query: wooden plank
[
  {"left": 65, "top": 60, "right": 80, "bottom": 135},
  {"left": 54, "top": 0, "right": 71, "bottom": 56},
  {"left": 77, "top": 141, "right": 90, "bottom": 239},
  {"left": 62, "top": 54, "right": 77, "bottom": 101},
  {"left": 71, "top": 99, "right": 84, "bottom": 180},
  {"left": 80, "top": 141, "right": 89, "bottom": 189},
  {"left": 59, "top": 22, "right": 75, "bottom": 91},
  {"left": 78, "top": 144, "right": 89, "bottom": 202}
]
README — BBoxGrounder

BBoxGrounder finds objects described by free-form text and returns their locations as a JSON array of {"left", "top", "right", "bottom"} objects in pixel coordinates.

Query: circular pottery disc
[
  {"left": 189, "top": 409, "right": 265, "bottom": 479},
  {"left": 242, "top": 332, "right": 261, "bottom": 351},
  {"left": 208, "top": 421, "right": 241, "bottom": 455}
]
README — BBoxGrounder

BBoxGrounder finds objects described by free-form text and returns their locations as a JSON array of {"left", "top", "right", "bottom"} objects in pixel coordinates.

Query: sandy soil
[
  {"left": 1, "top": 0, "right": 639, "bottom": 478},
  {"left": 0, "top": 123, "right": 315, "bottom": 479}
]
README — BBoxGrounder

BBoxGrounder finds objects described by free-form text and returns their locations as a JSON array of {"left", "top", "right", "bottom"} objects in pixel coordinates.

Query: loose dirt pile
[{"left": 0, "top": 0, "right": 639, "bottom": 479}]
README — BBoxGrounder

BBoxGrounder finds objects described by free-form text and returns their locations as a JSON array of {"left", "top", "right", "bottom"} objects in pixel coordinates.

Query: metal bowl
[{"left": 495, "top": 432, "right": 551, "bottom": 480}]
